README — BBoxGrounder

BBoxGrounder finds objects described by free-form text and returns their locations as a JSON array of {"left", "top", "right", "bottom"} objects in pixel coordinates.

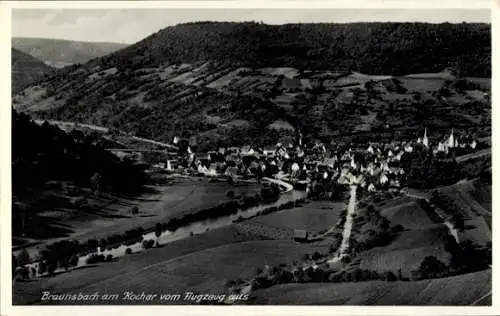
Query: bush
[
  {"left": 106, "top": 254, "right": 114, "bottom": 262},
  {"left": 413, "top": 256, "right": 448, "bottom": 280},
  {"left": 125, "top": 248, "right": 132, "bottom": 255},
  {"left": 142, "top": 239, "right": 155, "bottom": 249},
  {"left": 311, "top": 251, "right": 323, "bottom": 260},
  {"left": 86, "top": 254, "right": 105, "bottom": 264},
  {"left": 17, "top": 249, "right": 31, "bottom": 266}
]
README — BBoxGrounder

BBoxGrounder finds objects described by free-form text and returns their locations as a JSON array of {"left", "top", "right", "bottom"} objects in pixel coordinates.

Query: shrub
[
  {"left": 106, "top": 254, "right": 114, "bottom": 262},
  {"left": 125, "top": 248, "right": 132, "bottom": 255},
  {"left": 311, "top": 251, "right": 323, "bottom": 261},
  {"left": 17, "top": 249, "right": 31, "bottom": 266},
  {"left": 383, "top": 271, "right": 398, "bottom": 282},
  {"left": 86, "top": 254, "right": 105, "bottom": 264},
  {"left": 142, "top": 239, "right": 155, "bottom": 249}
]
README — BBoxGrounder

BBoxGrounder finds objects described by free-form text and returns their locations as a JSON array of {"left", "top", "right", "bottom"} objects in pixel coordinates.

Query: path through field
[{"left": 328, "top": 185, "right": 357, "bottom": 264}]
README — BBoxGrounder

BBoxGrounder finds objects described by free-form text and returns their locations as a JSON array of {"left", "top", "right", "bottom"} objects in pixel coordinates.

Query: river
[{"left": 22, "top": 185, "right": 307, "bottom": 278}]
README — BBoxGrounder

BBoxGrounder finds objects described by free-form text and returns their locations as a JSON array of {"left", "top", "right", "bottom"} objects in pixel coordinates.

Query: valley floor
[{"left": 13, "top": 177, "right": 260, "bottom": 259}]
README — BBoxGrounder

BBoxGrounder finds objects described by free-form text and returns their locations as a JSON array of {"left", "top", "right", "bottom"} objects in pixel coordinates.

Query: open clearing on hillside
[
  {"left": 268, "top": 120, "right": 295, "bottom": 132},
  {"left": 259, "top": 67, "right": 299, "bottom": 78},
  {"left": 398, "top": 78, "right": 446, "bottom": 92},
  {"left": 251, "top": 269, "right": 491, "bottom": 305},
  {"left": 334, "top": 72, "right": 393, "bottom": 87}
]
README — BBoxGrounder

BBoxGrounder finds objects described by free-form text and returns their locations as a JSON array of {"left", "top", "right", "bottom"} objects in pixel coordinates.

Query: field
[
  {"left": 432, "top": 178, "right": 492, "bottom": 246},
  {"left": 351, "top": 195, "right": 452, "bottom": 277},
  {"left": 398, "top": 77, "right": 446, "bottom": 92},
  {"left": 250, "top": 269, "right": 491, "bottom": 305},
  {"left": 379, "top": 197, "right": 436, "bottom": 229},
  {"left": 13, "top": 225, "right": 330, "bottom": 305},
  {"left": 13, "top": 224, "right": 264, "bottom": 304},
  {"left": 358, "top": 227, "right": 452, "bottom": 277},
  {"left": 240, "top": 201, "right": 345, "bottom": 240},
  {"left": 13, "top": 178, "right": 260, "bottom": 257}
]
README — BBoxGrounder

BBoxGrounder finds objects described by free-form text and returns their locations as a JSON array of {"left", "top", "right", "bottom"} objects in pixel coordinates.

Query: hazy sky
[{"left": 12, "top": 8, "right": 491, "bottom": 44}]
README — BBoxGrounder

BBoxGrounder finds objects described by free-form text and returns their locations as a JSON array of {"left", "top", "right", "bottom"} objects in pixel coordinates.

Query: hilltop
[
  {"left": 95, "top": 21, "right": 490, "bottom": 77},
  {"left": 11, "top": 48, "right": 54, "bottom": 92},
  {"left": 12, "top": 37, "right": 128, "bottom": 68}
]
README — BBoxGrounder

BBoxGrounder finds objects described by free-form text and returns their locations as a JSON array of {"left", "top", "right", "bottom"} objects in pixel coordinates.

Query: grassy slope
[
  {"left": 13, "top": 224, "right": 266, "bottom": 304},
  {"left": 433, "top": 178, "right": 492, "bottom": 246},
  {"left": 72, "top": 240, "right": 330, "bottom": 304},
  {"left": 353, "top": 196, "right": 452, "bottom": 277},
  {"left": 251, "top": 269, "right": 491, "bottom": 305},
  {"left": 14, "top": 233, "right": 330, "bottom": 305}
]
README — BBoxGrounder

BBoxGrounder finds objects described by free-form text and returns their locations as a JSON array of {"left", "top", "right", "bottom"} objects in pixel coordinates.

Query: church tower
[
  {"left": 448, "top": 129, "right": 455, "bottom": 149},
  {"left": 422, "top": 128, "right": 429, "bottom": 148}
]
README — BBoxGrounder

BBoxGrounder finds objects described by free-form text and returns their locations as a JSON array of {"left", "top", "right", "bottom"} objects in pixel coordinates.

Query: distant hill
[
  {"left": 12, "top": 37, "right": 128, "bottom": 68},
  {"left": 12, "top": 22, "right": 491, "bottom": 149},
  {"left": 11, "top": 48, "right": 53, "bottom": 92}
]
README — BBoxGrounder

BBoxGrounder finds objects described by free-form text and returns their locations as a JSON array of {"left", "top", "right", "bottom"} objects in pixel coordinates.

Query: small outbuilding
[{"left": 293, "top": 229, "right": 309, "bottom": 242}]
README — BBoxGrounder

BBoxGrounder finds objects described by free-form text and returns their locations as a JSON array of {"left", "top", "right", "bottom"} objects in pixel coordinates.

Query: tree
[
  {"left": 383, "top": 271, "right": 397, "bottom": 282},
  {"left": 226, "top": 190, "right": 235, "bottom": 199},
  {"left": 17, "top": 249, "right": 31, "bottom": 266},
  {"left": 131, "top": 206, "right": 139, "bottom": 214},
  {"left": 90, "top": 172, "right": 102, "bottom": 195},
  {"left": 154, "top": 223, "right": 162, "bottom": 246}
]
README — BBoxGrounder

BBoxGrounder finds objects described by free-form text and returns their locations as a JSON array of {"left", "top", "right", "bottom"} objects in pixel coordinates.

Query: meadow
[{"left": 250, "top": 269, "right": 491, "bottom": 305}]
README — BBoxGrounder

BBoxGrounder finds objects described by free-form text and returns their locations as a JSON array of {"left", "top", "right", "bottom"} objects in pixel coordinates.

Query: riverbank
[
  {"left": 13, "top": 177, "right": 260, "bottom": 258},
  {"left": 14, "top": 176, "right": 303, "bottom": 280}
]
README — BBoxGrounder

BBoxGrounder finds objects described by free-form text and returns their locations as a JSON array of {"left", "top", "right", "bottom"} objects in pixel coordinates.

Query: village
[{"left": 142, "top": 128, "right": 482, "bottom": 195}]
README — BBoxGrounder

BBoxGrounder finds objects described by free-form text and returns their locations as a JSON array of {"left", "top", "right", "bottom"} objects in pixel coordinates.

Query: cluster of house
[{"left": 150, "top": 128, "right": 480, "bottom": 194}]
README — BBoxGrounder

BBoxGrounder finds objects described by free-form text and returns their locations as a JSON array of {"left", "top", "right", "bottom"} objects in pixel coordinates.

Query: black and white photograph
[{"left": 2, "top": 1, "right": 496, "bottom": 312}]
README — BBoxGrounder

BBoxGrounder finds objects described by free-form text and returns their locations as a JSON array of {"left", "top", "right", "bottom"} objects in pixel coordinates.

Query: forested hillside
[
  {"left": 12, "top": 48, "right": 53, "bottom": 92},
  {"left": 13, "top": 22, "right": 491, "bottom": 150},
  {"left": 96, "top": 22, "right": 490, "bottom": 77},
  {"left": 12, "top": 110, "right": 147, "bottom": 238}
]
